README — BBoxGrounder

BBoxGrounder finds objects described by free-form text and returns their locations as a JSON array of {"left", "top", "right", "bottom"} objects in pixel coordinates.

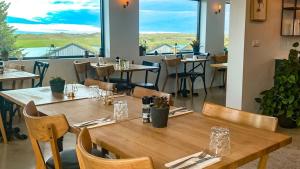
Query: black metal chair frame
[
  {"left": 135, "top": 61, "right": 161, "bottom": 91},
  {"left": 32, "top": 61, "right": 49, "bottom": 88}
]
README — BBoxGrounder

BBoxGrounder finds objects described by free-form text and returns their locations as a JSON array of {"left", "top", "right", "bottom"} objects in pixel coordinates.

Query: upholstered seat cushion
[{"left": 46, "top": 149, "right": 105, "bottom": 169}]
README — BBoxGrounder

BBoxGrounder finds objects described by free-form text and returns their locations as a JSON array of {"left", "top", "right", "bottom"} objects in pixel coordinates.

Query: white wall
[
  {"left": 226, "top": 0, "right": 247, "bottom": 110},
  {"left": 226, "top": 0, "right": 300, "bottom": 112}
]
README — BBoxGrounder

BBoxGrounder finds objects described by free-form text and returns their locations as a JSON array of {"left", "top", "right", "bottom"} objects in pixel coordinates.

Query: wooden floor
[{"left": 0, "top": 87, "right": 299, "bottom": 169}]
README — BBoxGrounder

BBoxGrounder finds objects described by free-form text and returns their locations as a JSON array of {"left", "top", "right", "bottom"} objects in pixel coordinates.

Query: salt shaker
[{"left": 142, "top": 96, "right": 151, "bottom": 123}]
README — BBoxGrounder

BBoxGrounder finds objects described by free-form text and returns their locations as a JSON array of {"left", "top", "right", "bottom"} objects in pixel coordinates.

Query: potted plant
[
  {"left": 139, "top": 40, "right": 147, "bottom": 56},
  {"left": 49, "top": 77, "right": 66, "bottom": 94},
  {"left": 190, "top": 40, "right": 200, "bottom": 55},
  {"left": 151, "top": 97, "right": 170, "bottom": 128},
  {"left": 255, "top": 42, "right": 300, "bottom": 128}
]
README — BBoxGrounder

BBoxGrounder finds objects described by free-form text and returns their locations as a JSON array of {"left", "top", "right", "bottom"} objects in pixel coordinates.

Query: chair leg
[
  {"left": 210, "top": 69, "right": 216, "bottom": 88},
  {"left": 175, "top": 76, "right": 179, "bottom": 97},
  {"left": 258, "top": 155, "right": 269, "bottom": 169},
  {"left": 202, "top": 75, "right": 207, "bottom": 95},
  {"left": 162, "top": 77, "right": 168, "bottom": 92}
]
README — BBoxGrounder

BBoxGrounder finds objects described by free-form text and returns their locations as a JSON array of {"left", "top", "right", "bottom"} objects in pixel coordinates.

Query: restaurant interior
[{"left": 0, "top": 0, "right": 300, "bottom": 169}]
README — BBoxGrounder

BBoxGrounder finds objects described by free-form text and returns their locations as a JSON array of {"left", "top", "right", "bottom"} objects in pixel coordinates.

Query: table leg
[
  {"left": 181, "top": 63, "right": 188, "bottom": 97},
  {"left": 258, "top": 155, "right": 269, "bottom": 169}
]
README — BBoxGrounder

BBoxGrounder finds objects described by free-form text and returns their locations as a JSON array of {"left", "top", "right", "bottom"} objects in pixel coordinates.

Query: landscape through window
[
  {"left": 139, "top": 0, "right": 198, "bottom": 55},
  {"left": 5, "top": 0, "right": 101, "bottom": 59}
]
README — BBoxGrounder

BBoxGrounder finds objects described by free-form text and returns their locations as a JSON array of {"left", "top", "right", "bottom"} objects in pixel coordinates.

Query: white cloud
[
  {"left": 9, "top": 23, "right": 100, "bottom": 34},
  {"left": 6, "top": 0, "right": 99, "bottom": 21}
]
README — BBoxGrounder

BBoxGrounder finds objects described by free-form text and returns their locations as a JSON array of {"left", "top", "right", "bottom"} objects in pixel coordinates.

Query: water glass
[
  {"left": 89, "top": 85, "right": 100, "bottom": 100},
  {"left": 113, "top": 101, "right": 128, "bottom": 121},
  {"left": 209, "top": 126, "right": 231, "bottom": 157},
  {"left": 124, "top": 61, "right": 130, "bottom": 69}
]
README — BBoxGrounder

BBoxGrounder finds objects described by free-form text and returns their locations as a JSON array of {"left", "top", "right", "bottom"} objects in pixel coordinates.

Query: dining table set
[{"left": 0, "top": 61, "right": 292, "bottom": 169}]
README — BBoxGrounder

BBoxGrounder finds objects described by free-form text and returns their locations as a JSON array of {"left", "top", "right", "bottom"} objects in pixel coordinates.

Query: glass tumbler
[
  {"left": 113, "top": 101, "right": 128, "bottom": 121},
  {"left": 209, "top": 126, "right": 231, "bottom": 157},
  {"left": 89, "top": 85, "right": 99, "bottom": 100}
]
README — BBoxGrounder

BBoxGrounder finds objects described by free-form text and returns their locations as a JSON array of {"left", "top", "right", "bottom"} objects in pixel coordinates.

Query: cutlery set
[
  {"left": 169, "top": 107, "right": 192, "bottom": 115},
  {"left": 167, "top": 151, "right": 218, "bottom": 169},
  {"left": 74, "top": 117, "right": 111, "bottom": 128}
]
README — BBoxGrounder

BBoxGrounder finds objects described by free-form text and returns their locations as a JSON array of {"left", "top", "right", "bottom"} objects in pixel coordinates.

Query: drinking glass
[
  {"left": 89, "top": 85, "right": 100, "bottom": 100},
  {"left": 113, "top": 101, "right": 128, "bottom": 121},
  {"left": 124, "top": 61, "right": 130, "bottom": 69},
  {"left": 209, "top": 126, "right": 231, "bottom": 157}
]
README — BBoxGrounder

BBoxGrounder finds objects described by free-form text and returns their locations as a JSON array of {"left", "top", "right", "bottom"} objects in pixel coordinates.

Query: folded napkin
[
  {"left": 169, "top": 110, "right": 193, "bottom": 118},
  {"left": 86, "top": 119, "right": 116, "bottom": 129},
  {"left": 165, "top": 152, "right": 221, "bottom": 169}
]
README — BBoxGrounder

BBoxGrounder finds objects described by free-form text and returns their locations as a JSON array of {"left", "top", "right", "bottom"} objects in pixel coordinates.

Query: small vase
[
  {"left": 193, "top": 47, "right": 200, "bottom": 55},
  {"left": 151, "top": 107, "right": 169, "bottom": 128}
]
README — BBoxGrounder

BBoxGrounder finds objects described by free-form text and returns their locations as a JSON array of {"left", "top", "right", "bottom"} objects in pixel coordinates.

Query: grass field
[{"left": 15, "top": 33, "right": 228, "bottom": 52}]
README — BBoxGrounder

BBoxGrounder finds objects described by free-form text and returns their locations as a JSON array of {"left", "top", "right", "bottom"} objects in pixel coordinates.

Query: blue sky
[{"left": 6, "top": 0, "right": 229, "bottom": 34}]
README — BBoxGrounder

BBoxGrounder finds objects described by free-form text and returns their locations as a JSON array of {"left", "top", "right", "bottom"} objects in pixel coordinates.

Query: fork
[{"left": 169, "top": 152, "right": 207, "bottom": 169}]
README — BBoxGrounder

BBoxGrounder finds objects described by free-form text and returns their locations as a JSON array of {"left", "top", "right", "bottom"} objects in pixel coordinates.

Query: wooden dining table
[
  {"left": 90, "top": 63, "right": 159, "bottom": 88},
  {"left": 88, "top": 113, "right": 291, "bottom": 169},
  {"left": 0, "top": 84, "right": 90, "bottom": 140},
  {"left": 0, "top": 69, "right": 39, "bottom": 90}
]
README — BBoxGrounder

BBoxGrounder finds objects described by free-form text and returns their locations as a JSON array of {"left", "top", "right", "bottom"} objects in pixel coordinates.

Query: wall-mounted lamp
[
  {"left": 123, "top": 1, "right": 129, "bottom": 8},
  {"left": 214, "top": 4, "right": 222, "bottom": 14}
]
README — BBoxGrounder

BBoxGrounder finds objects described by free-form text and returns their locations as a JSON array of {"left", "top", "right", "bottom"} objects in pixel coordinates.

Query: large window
[
  {"left": 5, "top": 0, "right": 103, "bottom": 59},
  {"left": 139, "top": 0, "right": 198, "bottom": 55}
]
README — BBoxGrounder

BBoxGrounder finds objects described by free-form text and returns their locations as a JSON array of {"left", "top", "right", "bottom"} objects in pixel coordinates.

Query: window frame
[
  {"left": 8, "top": 0, "right": 105, "bottom": 60},
  {"left": 139, "top": 0, "right": 202, "bottom": 56}
]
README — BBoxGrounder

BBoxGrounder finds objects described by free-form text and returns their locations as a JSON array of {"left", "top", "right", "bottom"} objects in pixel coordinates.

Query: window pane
[
  {"left": 5, "top": 0, "right": 101, "bottom": 59},
  {"left": 139, "top": 0, "right": 198, "bottom": 55}
]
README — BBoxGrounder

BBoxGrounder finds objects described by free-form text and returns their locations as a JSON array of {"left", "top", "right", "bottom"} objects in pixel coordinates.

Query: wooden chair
[
  {"left": 202, "top": 102, "right": 278, "bottom": 169},
  {"left": 95, "top": 65, "right": 115, "bottom": 82},
  {"left": 76, "top": 128, "right": 155, "bottom": 169},
  {"left": 23, "top": 101, "right": 80, "bottom": 169},
  {"left": 210, "top": 55, "right": 228, "bottom": 88},
  {"left": 73, "top": 61, "right": 91, "bottom": 84},
  {"left": 0, "top": 113, "right": 7, "bottom": 144},
  {"left": 133, "top": 86, "right": 174, "bottom": 106},
  {"left": 134, "top": 61, "right": 161, "bottom": 91},
  {"left": 84, "top": 79, "right": 116, "bottom": 92},
  {"left": 162, "top": 58, "right": 192, "bottom": 97}
]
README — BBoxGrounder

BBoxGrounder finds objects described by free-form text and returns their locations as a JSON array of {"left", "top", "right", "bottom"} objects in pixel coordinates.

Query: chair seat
[
  {"left": 134, "top": 82, "right": 155, "bottom": 87},
  {"left": 46, "top": 149, "right": 105, "bottom": 169}
]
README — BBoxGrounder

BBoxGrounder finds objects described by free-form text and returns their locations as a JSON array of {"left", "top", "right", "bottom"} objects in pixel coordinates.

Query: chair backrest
[
  {"left": 32, "top": 61, "right": 49, "bottom": 88},
  {"left": 7, "top": 63, "right": 25, "bottom": 71},
  {"left": 76, "top": 128, "right": 154, "bottom": 169},
  {"left": 84, "top": 79, "right": 116, "bottom": 92},
  {"left": 142, "top": 61, "right": 161, "bottom": 87},
  {"left": 95, "top": 65, "right": 115, "bottom": 82},
  {"left": 133, "top": 86, "right": 173, "bottom": 106},
  {"left": 23, "top": 101, "right": 69, "bottom": 169},
  {"left": 74, "top": 61, "right": 91, "bottom": 84},
  {"left": 211, "top": 55, "right": 228, "bottom": 64},
  {"left": 163, "top": 58, "right": 181, "bottom": 76},
  {"left": 202, "top": 102, "right": 278, "bottom": 132}
]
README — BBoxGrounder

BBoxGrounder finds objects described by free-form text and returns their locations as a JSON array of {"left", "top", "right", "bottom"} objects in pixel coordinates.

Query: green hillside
[{"left": 15, "top": 33, "right": 228, "bottom": 52}]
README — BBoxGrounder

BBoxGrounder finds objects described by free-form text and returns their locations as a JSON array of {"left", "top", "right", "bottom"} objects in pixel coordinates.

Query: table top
[
  {"left": 0, "top": 69, "right": 39, "bottom": 82},
  {"left": 210, "top": 63, "right": 228, "bottom": 69},
  {"left": 90, "top": 63, "right": 158, "bottom": 72},
  {"left": 89, "top": 113, "right": 292, "bottom": 169},
  {"left": 0, "top": 84, "right": 90, "bottom": 107},
  {"left": 37, "top": 95, "right": 142, "bottom": 126},
  {"left": 181, "top": 58, "right": 208, "bottom": 63}
]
